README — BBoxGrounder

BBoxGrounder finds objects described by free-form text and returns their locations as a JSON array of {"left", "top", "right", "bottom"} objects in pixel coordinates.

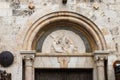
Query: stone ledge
[
  {"left": 20, "top": 50, "right": 36, "bottom": 59},
  {"left": 20, "top": 50, "right": 36, "bottom": 54},
  {"left": 36, "top": 52, "right": 93, "bottom": 57}
]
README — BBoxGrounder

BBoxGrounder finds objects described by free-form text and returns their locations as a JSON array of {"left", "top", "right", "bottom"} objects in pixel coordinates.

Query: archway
[
  {"left": 21, "top": 11, "right": 109, "bottom": 80},
  {"left": 22, "top": 11, "right": 107, "bottom": 51}
]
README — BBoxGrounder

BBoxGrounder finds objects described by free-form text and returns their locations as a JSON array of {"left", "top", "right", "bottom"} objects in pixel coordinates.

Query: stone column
[
  {"left": 21, "top": 50, "right": 35, "bottom": 80},
  {"left": 25, "top": 56, "right": 34, "bottom": 80},
  {"left": 95, "top": 56, "right": 105, "bottom": 80},
  {"left": 94, "top": 51, "right": 109, "bottom": 80}
]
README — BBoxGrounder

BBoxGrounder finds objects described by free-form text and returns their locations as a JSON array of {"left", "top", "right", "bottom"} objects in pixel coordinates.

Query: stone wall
[{"left": 0, "top": 0, "right": 120, "bottom": 80}]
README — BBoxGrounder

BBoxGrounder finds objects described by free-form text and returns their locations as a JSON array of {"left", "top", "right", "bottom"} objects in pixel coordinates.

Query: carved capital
[
  {"left": 94, "top": 55, "right": 105, "bottom": 67},
  {"left": 24, "top": 55, "right": 34, "bottom": 60},
  {"left": 20, "top": 50, "right": 35, "bottom": 67},
  {"left": 24, "top": 56, "right": 34, "bottom": 67},
  {"left": 94, "top": 51, "right": 109, "bottom": 67},
  {"left": 94, "top": 55, "right": 107, "bottom": 61}
]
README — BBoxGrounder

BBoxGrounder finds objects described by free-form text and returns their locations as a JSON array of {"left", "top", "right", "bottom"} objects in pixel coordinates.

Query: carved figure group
[{"left": 50, "top": 34, "right": 77, "bottom": 53}]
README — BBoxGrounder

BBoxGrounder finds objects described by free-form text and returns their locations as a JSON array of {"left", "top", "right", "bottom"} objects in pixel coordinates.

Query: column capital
[
  {"left": 95, "top": 56, "right": 105, "bottom": 67},
  {"left": 24, "top": 56, "right": 34, "bottom": 67},
  {"left": 94, "top": 50, "right": 109, "bottom": 67},
  {"left": 94, "top": 50, "right": 109, "bottom": 60},
  {"left": 20, "top": 50, "right": 35, "bottom": 59},
  {"left": 20, "top": 50, "right": 35, "bottom": 67}
]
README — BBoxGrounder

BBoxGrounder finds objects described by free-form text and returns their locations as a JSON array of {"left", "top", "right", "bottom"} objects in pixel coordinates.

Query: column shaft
[
  {"left": 97, "top": 66, "right": 105, "bottom": 80},
  {"left": 95, "top": 56, "right": 105, "bottom": 80},
  {"left": 25, "top": 66, "right": 33, "bottom": 80},
  {"left": 25, "top": 57, "right": 33, "bottom": 80}
]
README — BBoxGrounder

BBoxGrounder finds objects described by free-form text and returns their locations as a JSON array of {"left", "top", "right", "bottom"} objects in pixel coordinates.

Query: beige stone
[{"left": 0, "top": 0, "right": 120, "bottom": 80}]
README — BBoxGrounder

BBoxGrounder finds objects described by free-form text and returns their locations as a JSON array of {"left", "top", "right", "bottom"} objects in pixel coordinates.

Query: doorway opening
[{"left": 35, "top": 68, "right": 93, "bottom": 80}]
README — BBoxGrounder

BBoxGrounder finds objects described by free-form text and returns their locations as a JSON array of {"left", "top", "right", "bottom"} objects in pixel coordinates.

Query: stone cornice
[{"left": 20, "top": 50, "right": 36, "bottom": 59}]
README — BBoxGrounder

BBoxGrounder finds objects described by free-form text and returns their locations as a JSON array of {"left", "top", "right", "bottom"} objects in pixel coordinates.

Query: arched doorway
[{"left": 21, "top": 11, "right": 109, "bottom": 80}]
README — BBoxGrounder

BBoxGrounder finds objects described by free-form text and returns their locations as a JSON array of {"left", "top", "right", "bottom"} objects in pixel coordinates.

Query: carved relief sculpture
[
  {"left": 57, "top": 57, "right": 70, "bottom": 68},
  {"left": 50, "top": 34, "right": 77, "bottom": 53},
  {"left": 41, "top": 30, "right": 86, "bottom": 53}
]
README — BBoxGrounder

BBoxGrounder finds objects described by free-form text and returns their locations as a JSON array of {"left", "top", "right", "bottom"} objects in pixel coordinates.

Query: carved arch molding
[
  {"left": 21, "top": 11, "right": 109, "bottom": 80},
  {"left": 23, "top": 11, "right": 107, "bottom": 51}
]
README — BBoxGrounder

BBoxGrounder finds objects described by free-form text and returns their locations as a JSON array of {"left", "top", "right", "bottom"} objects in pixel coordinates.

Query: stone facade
[{"left": 0, "top": 0, "right": 120, "bottom": 80}]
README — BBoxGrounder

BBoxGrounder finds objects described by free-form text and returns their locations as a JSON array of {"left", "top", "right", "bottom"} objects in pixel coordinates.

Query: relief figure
[{"left": 50, "top": 34, "right": 77, "bottom": 53}]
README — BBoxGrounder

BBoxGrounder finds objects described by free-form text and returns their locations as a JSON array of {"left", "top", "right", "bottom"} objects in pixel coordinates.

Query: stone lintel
[{"left": 36, "top": 52, "right": 93, "bottom": 57}]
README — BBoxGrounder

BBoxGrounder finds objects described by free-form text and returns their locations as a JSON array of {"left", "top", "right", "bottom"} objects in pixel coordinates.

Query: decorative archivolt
[{"left": 22, "top": 11, "right": 107, "bottom": 51}]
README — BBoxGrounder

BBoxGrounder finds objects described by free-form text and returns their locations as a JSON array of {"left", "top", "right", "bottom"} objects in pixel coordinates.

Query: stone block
[
  {"left": 0, "top": 8, "right": 12, "bottom": 16},
  {"left": 109, "top": 4, "right": 120, "bottom": 11},
  {"left": 115, "top": 0, "right": 120, "bottom": 3},
  {"left": 109, "top": 0, "right": 115, "bottom": 3},
  {"left": 0, "top": 2, "right": 10, "bottom": 8}
]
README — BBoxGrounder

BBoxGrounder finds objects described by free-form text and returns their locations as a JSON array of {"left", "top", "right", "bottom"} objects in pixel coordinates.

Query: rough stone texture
[{"left": 0, "top": 0, "right": 120, "bottom": 80}]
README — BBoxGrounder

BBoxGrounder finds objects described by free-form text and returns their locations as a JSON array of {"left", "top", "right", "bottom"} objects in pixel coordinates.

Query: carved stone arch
[
  {"left": 22, "top": 11, "right": 107, "bottom": 51},
  {"left": 20, "top": 11, "right": 112, "bottom": 80}
]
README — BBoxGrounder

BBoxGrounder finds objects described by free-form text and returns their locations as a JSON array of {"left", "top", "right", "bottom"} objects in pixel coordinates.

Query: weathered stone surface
[
  {"left": 0, "top": 2, "right": 10, "bottom": 8},
  {"left": 115, "top": 0, "right": 120, "bottom": 3},
  {"left": 109, "top": 4, "right": 120, "bottom": 11},
  {"left": 0, "top": 0, "right": 120, "bottom": 80}
]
